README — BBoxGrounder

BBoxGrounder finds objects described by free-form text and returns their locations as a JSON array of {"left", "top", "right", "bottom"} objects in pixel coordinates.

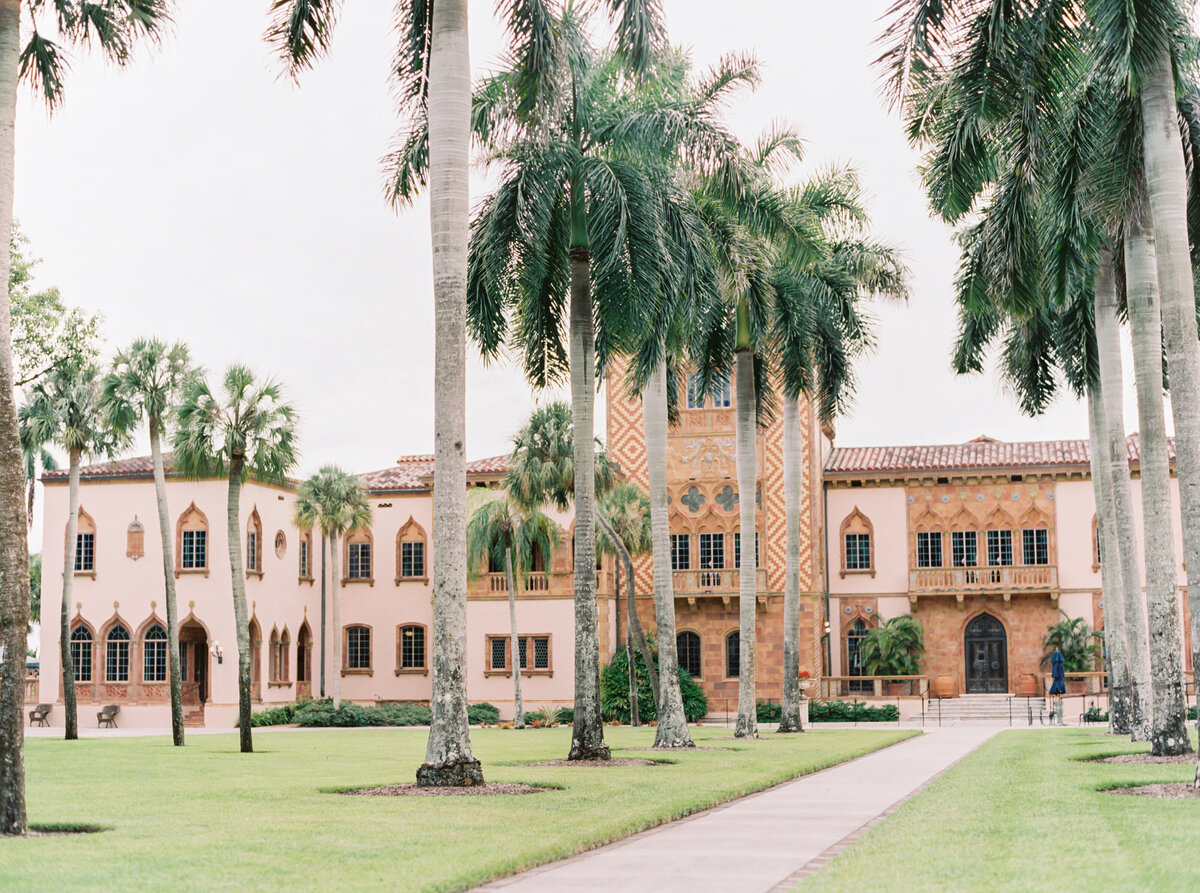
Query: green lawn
[
  {"left": 803, "top": 729, "right": 1200, "bottom": 891},
  {"left": 4, "top": 725, "right": 913, "bottom": 892}
]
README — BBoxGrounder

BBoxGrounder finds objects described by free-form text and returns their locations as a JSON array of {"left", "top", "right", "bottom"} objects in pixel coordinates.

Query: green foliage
[
  {"left": 292, "top": 700, "right": 433, "bottom": 728},
  {"left": 756, "top": 701, "right": 782, "bottom": 722},
  {"left": 524, "top": 706, "right": 574, "bottom": 727},
  {"left": 503, "top": 402, "right": 616, "bottom": 512},
  {"left": 601, "top": 642, "right": 708, "bottom": 723},
  {"left": 468, "top": 703, "right": 501, "bottom": 725},
  {"left": 808, "top": 700, "right": 900, "bottom": 723},
  {"left": 859, "top": 615, "right": 924, "bottom": 676},
  {"left": 1042, "top": 611, "right": 1101, "bottom": 673},
  {"left": 293, "top": 466, "right": 372, "bottom": 539},
  {"left": 250, "top": 703, "right": 302, "bottom": 727},
  {"left": 597, "top": 481, "right": 652, "bottom": 558},
  {"left": 28, "top": 553, "right": 40, "bottom": 624},
  {"left": 465, "top": 491, "right": 560, "bottom": 586},
  {"left": 1082, "top": 706, "right": 1108, "bottom": 724}
]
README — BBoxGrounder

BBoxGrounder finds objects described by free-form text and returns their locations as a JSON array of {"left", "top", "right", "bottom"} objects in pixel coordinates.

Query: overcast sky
[{"left": 17, "top": 0, "right": 1144, "bottom": 495}]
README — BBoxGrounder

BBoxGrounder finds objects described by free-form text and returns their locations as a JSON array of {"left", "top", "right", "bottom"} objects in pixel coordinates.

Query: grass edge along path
[
  {"left": 798, "top": 728, "right": 1200, "bottom": 891},
  {"left": 5, "top": 725, "right": 916, "bottom": 893}
]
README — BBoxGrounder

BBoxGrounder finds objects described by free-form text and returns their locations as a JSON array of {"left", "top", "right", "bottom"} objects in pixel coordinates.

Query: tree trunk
[
  {"left": 330, "top": 533, "right": 341, "bottom": 711},
  {"left": 1124, "top": 203, "right": 1191, "bottom": 755},
  {"left": 1139, "top": 49, "right": 1200, "bottom": 771},
  {"left": 733, "top": 349, "right": 758, "bottom": 738},
  {"left": 1095, "top": 247, "right": 1153, "bottom": 741},
  {"left": 778, "top": 397, "right": 804, "bottom": 733},
  {"left": 644, "top": 362, "right": 693, "bottom": 748},
  {"left": 60, "top": 448, "right": 80, "bottom": 740},
  {"left": 319, "top": 533, "right": 326, "bottom": 698},
  {"left": 1087, "top": 386, "right": 1132, "bottom": 736},
  {"left": 0, "top": 0, "right": 29, "bottom": 836},
  {"left": 596, "top": 511, "right": 657, "bottom": 708},
  {"left": 418, "top": 0, "right": 482, "bottom": 787},
  {"left": 150, "top": 420, "right": 184, "bottom": 746},
  {"left": 620, "top": 562, "right": 638, "bottom": 726},
  {"left": 505, "top": 547, "right": 524, "bottom": 729},
  {"left": 566, "top": 239, "right": 609, "bottom": 762},
  {"left": 226, "top": 462, "right": 253, "bottom": 753}
]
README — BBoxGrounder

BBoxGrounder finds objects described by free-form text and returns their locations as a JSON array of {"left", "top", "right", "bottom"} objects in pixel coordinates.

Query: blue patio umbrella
[{"left": 1049, "top": 648, "right": 1066, "bottom": 696}]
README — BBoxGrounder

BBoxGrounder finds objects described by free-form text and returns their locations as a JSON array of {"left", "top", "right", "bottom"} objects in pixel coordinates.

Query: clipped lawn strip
[
  {"left": 800, "top": 729, "right": 1200, "bottom": 892},
  {"left": 10, "top": 726, "right": 913, "bottom": 893},
  {"left": 343, "top": 783, "right": 552, "bottom": 797},
  {"left": 1089, "top": 752, "right": 1196, "bottom": 765},
  {"left": 525, "top": 757, "right": 666, "bottom": 767}
]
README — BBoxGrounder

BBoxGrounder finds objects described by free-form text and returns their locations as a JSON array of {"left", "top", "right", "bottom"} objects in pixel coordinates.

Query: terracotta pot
[
  {"left": 885, "top": 681, "right": 906, "bottom": 696},
  {"left": 1067, "top": 678, "right": 1086, "bottom": 695},
  {"left": 934, "top": 674, "right": 956, "bottom": 698},
  {"left": 1016, "top": 673, "right": 1038, "bottom": 697}
]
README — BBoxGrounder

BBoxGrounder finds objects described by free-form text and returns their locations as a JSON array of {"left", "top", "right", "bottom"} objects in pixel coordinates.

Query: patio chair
[
  {"left": 97, "top": 705, "right": 120, "bottom": 729},
  {"left": 28, "top": 703, "right": 51, "bottom": 727}
]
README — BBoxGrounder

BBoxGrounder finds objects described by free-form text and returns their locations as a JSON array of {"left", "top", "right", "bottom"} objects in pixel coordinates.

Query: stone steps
[{"left": 916, "top": 695, "right": 1044, "bottom": 724}]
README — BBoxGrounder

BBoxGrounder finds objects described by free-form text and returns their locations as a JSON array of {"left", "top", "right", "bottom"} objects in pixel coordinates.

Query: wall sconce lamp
[{"left": 210, "top": 641, "right": 224, "bottom": 664}]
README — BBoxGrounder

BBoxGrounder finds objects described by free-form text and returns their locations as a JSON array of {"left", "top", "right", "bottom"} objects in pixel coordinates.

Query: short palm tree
[
  {"left": 859, "top": 615, "right": 924, "bottom": 678},
  {"left": 292, "top": 466, "right": 372, "bottom": 711},
  {"left": 0, "top": 0, "right": 172, "bottom": 838},
  {"left": 19, "top": 416, "right": 56, "bottom": 529},
  {"left": 172, "top": 366, "right": 298, "bottom": 754},
  {"left": 467, "top": 491, "right": 560, "bottom": 729},
  {"left": 20, "top": 361, "right": 125, "bottom": 741},
  {"left": 101, "top": 337, "right": 195, "bottom": 747},
  {"left": 1042, "top": 611, "right": 1102, "bottom": 674}
]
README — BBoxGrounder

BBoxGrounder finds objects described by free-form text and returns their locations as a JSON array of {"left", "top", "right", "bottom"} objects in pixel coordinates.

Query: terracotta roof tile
[{"left": 42, "top": 455, "right": 165, "bottom": 481}]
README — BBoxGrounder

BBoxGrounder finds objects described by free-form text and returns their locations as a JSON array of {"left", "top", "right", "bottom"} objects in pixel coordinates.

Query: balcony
[
  {"left": 672, "top": 567, "right": 768, "bottom": 602},
  {"left": 909, "top": 565, "right": 1058, "bottom": 593},
  {"left": 468, "top": 570, "right": 615, "bottom": 598}
]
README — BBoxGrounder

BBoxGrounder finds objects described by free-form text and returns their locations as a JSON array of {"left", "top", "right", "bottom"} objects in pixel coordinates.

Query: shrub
[
  {"left": 601, "top": 641, "right": 707, "bottom": 723},
  {"left": 468, "top": 702, "right": 500, "bottom": 725},
  {"left": 860, "top": 615, "right": 924, "bottom": 676},
  {"left": 250, "top": 703, "right": 301, "bottom": 727},
  {"left": 293, "top": 700, "right": 432, "bottom": 727},
  {"left": 756, "top": 701, "right": 782, "bottom": 722},
  {"left": 808, "top": 700, "right": 899, "bottom": 723}
]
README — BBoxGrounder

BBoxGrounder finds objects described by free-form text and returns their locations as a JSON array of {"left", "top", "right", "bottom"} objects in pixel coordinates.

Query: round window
[{"left": 274, "top": 530, "right": 287, "bottom": 559}]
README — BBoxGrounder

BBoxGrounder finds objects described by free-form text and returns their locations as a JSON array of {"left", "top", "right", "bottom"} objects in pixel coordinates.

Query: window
[
  {"left": 486, "top": 634, "right": 551, "bottom": 674},
  {"left": 845, "top": 533, "right": 870, "bottom": 570},
  {"left": 398, "top": 625, "right": 426, "bottom": 670},
  {"left": 686, "top": 372, "right": 731, "bottom": 409},
  {"left": 951, "top": 531, "right": 977, "bottom": 567},
  {"left": 348, "top": 542, "right": 372, "bottom": 579},
  {"left": 143, "top": 624, "right": 168, "bottom": 683},
  {"left": 176, "top": 503, "right": 209, "bottom": 574},
  {"left": 686, "top": 372, "right": 704, "bottom": 409},
  {"left": 75, "top": 532, "right": 95, "bottom": 572},
  {"left": 1022, "top": 528, "right": 1049, "bottom": 565},
  {"left": 699, "top": 532, "right": 724, "bottom": 586},
  {"left": 986, "top": 530, "right": 1014, "bottom": 566},
  {"left": 269, "top": 628, "right": 290, "bottom": 683},
  {"left": 274, "top": 530, "right": 287, "bottom": 559},
  {"left": 345, "top": 626, "right": 371, "bottom": 670},
  {"left": 490, "top": 636, "right": 507, "bottom": 671},
  {"left": 299, "top": 535, "right": 310, "bottom": 579},
  {"left": 182, "top": 530, "right": 207, "bottom": 570},
  {"left": 846, "top": 619, "right": 871, "bottom": 692},
  {"left": 296, "top": 624, "right": 311, "bottom": 682},
  {"left": 106, "top": 624, "right": 130, "bottom": 682},
  {"left": 401, "top": 542, "right": 425, "bottom": 579},
  {"left": 69, "top": 625, "right": 92, "bottom": 683},
  {"left": 734, "top": 532, "right": 760, "bottom": 569},
  {"left": 917, "top": 532, "right": 943, "bottom": 568},
  {"left": 246, "top": 531, "right": 259, "bottom": 572},
  {"left": 677, "top": 631, "right": 701, "bottom": 679},
  {"left": 670, "top": 533, "right": 691, "bottom": 570},
  {"left": 725, "top": 631, "right": 740, "bottom": 678},
  {"left": 530, "top": 636, "right": 550, "bottom": 670},
  {"left": 713, "top": 374, "right": 731, "bottom": 408}
]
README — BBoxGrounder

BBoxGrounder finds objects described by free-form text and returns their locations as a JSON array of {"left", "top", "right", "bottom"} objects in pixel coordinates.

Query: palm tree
[
  {"left": 20, "top": 362, "right": 125, "bottom": 741},
  {"left": 0, "top": 2, "right": 170, "bottom": 836},
  {"left": 19, "top": 416, "right": 56, "bottom": 530},
  {"left": 172, "top": 366, "right": 297, "bottom": 754},
  {"left": 292, "top": 466, "right": 372, "bottom": 711},
  {"left": 467, "top": 492, "right": 560, "bottom": 729},
  {"left": 269, "top": 0, "right": 661, "bottom": 789},
  {"left": 597, "top": 480, "right": 659, "bottom": 726},
  {"left": 101, "top": 338, "right": 195, "bottom": 747}
]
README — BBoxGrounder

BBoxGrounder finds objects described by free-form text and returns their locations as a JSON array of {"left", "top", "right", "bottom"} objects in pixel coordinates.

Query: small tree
[
  {"left": 859, "top": 615, "right": 924, "bottom": 677},
  {"left": 1042, "top": 612, "right": 1102, "bottom": 674}
]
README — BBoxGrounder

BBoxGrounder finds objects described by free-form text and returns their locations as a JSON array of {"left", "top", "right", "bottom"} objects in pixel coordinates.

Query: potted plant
[
  {"left": 860, "top": 615, "right": 924, "bottom": 696},
  {"left": 1042, "top": 611, "right": 1101, "bottom": 693},
  {"left": 798, "top": 669, "right": 812, "bottom": 698}
]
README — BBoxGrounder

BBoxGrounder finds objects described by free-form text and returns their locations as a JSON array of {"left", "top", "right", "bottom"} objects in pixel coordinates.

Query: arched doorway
[
  {"left": 964, "top": 613, "right": 1007, "bottom": 693},
  {"left": 178, "top": 617, "right": 210, "bottom": 705},
  {"left": 845, "top": 618, "right": 871, "bottom": 693}
]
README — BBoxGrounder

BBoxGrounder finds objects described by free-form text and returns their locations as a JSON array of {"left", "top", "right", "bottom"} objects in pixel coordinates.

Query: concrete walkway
[{"left": 476, "top": 726, "right": 1000, "bottom": 893}]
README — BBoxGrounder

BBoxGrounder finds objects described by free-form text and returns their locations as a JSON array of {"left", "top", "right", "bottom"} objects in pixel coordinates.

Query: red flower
[{"left": 799, "top": 670, "right": 811, "bottom": 679}]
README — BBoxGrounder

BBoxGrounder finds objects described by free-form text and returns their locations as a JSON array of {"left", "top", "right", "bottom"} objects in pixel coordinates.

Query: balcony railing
[
  {"left": 469, "top": 570, "right": 615, "bottom": 598},
  {"left": 24, "top": 672, "right": 38, "bottom": 703},
  {"left": 910, "top": 565, "right": 1058, "bottom": 592},
  {"left": 673, "top": 567, "right": 768, "bottom": 597},
  {"left": 818, "top": 675, "right": 928, "bottom": 699}
]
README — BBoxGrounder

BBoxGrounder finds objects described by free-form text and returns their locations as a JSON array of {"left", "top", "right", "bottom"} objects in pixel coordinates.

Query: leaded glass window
[
  {"left": 75, "top": 532, "right": 94, "bottom": 572},
  {"left": 699, "top": 532, "right": 724, "bottom": 586},
  {"left": 182, "top": 529, "right": 206, "bottom": 569},
  {"left": 246, "top": 531, "right": 258, "bottom": 571},
  {"left": 106, "top": 624, "right": 130, "bottom": 682},
  {"left": 677, "top": 631, "right": 701, "bottom": 678},
  {"left": 713, "top": 374, "right": 731, "bottom": 408},
  {"left": 917, "top": 532, "right": 943, "bottom": 568},
  {"left": 490, "top": 636, "right": 507, "bottom": 670},
  {"left": 299, "top": 538, "right": 309, "bottom": 578},
  {"left": 348, "top": 542, "right": 372, "bottom": 579},
  {"left": 986, "top": 530, "right": 1014, "bottom": 566},
  {"left": 670, "top": 533, "right": 690, "bottom": 570},
  {"left": 346, "top": 626, "right": 371, "bottom": 669},
  {"left": 726, "top": 631, "right": 740, "bottom": 678},
  {"left": 400, "top": 625, "right": 425, "bottom": 669},
  {"left": 143, "top": 624, "right": 167, "bottom": 682},
  {"left": 401, "top": 541, "right": 425, "bottom": 578},
  {"left": 844, "top": 532, "right": 871, "bottom": 570},
  {"left": 70, "top": 625, "right": 92, "bottom": 682},
  {"left": 951, "top": 531, "right": 977, "bottom": 567},
  {"left": 532, "top": 636, "right": 550, "bottom": 670},
  {"left": 1022, "top": 528, "right": 1049, "bottom": 565}
]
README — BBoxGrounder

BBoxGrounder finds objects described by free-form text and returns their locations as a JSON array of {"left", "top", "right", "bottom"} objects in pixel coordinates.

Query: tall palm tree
[
  {"left": 0, "top": 0, "right": 170, "bottom": 837},
  {"left": 172, "top": 366, "right": 297, "bottom": 754},
  {"left": 270, "top": 0, "right": 661, "bottom": 788},
  {"left": 467, "top": 491, "right": 560, "bottom": 729},
  {"left": 292, "top": 466, "right": 372, "bottom": 711},
  {"left": 19, "top": 417, "right": 55, "bottom": 530},
  {"left": 20, "top": 362, "right": 124, "bottom": 741},
  {"left": 101, "top": 337, "right": 195, "bottom": 747}
]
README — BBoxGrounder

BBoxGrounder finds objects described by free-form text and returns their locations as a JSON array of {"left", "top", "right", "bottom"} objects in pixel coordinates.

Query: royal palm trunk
[
  {"left": 1140, "top": 50, "right": 1200, "bottom": 768},
  {"left": 226, "top": 461, "right": 253, "bottom": 753},
  {"left": 1095, "top": 246, "right": 1153, "bottom": 741},
  {"left": 1087, "top": 386, "right": 1132, "bottom": 736},
  {"left": 150, "top": 419, "right": 184, "bottom": 746},
  {"left": 319, "top": 534, "right": 326, "bottom": 697},
  {"left": 418, "top": 0, "right": 482, "bottom": 786},
  {"left": 505, "top": 547, "right": 524, "bottom": 728},
  {"left": 596, "top": 511, "right": 657, "bottom": 708},
  {"left": 330, "top": 532, "right": 341, "bottom": 710},
  {"left": 0, "top": 0, "right": 29, "bottom": 835},
  {"left": 644, "top": 362, "right": 693, "bottom": 747},
  {"left": 59, "top": 449, "right": 81, "bottom": 740},
  {"left": 733, "top": 348, "right": 758, "bottom": 738},
  {"left": 1124, "top": 206, "right": 1191, "bottom": 756},
  {"left": 777, "top": 397, "right": 803, "bottom": 733}
]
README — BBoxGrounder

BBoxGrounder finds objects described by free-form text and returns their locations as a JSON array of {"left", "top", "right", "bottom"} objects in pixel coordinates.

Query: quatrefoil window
[
  {"left": 681, "top": 487, "right": 706, "bottom": 513},
  {"left": 715, "top": 486, "right": 738, "bottom": 512}
]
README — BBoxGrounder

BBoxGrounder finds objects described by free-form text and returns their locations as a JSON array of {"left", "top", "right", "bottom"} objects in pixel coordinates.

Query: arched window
[
  {"left": 845, "top": 618, "right": 870, "bottom": 693},
  {"left": 677, "top": 631, "right": 702, "bottom": 679},
  {"left": 840, "top": 508, "right": 875, "bottom": 577},
  {"left": 175, "top": 502, "right": 209, "bottom": 575},
  {"left": 269, "top": 628, "right": 281, "bottom": 682},
  {"left": 296, "top": 622, "right": 312, "bottom": 683},
  {"left": 1092, "top": 514, "right": 1101, "bottom": 570},
  {"left": 397, "top": 624, "right": 426, "bottom": 672},
  {"left": 70, "top": 624, "right": 93, "bottom": 683},
  {"left": 69, "top": 506, "right": 96, "bottom": 575},
  {"left": 396, "top": 517, "right": 427, "bottom": 582},
  {"left": 126, "top": 517, "right": 145, "bottom": 560},
  {"left": 106, "top": 623, "right": 130, "bottom": 682},
  {"left": 248, "top": 617, "right": 262, "bottom": 689},
  {"left": 298, "top": 529, "right": 314, "bottom": 581},
  {"left": 345, "top": 625, "right": 372, "bottom": 672},
  {"left": 343, "top": 527, "right": 373, "bottom": 584},
  {"left": 725, "top": 631, "right": 740, "bottom": 678},
  {"left": 269, "top": 627, "right": 290, "bottom": 683},
  {"left": 246, "top": 508, "right": 264, "bottom": 576},
  {"left": 143, "top": 624, "right": 168, "bottom": 682}
]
